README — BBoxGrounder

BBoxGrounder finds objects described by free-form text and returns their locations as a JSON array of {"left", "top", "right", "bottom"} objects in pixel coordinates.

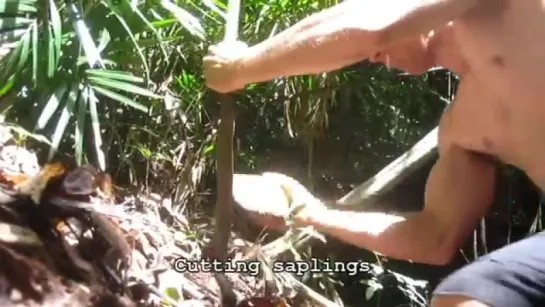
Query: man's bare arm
[
  {"left": 237, "top": 0, "right": 478, "bottom": 85},
  {"left": 296, "top": 145, "right": 496, "bottom": 265}
]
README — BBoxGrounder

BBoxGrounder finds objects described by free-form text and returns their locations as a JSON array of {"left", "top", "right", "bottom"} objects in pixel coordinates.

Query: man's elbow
[
  {"left": 426, "top": 244, "right": 457, "bottom": 265},
  {"left": 390, "top": 239, "right": 457, "bottom": 265},
  {"left": 424, "top": 232, "right": 462, "bottom": 265}
]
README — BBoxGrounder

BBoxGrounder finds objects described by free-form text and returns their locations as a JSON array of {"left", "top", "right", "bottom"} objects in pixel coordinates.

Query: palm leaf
[
  {"left": 85, "top": 86, "right": 106, "bottom": 170},
  {"left": 86, "top": 69, "right": 144, "bottom": 83},
  {"left": 0, "top": 17, "right": 33, "bottom": 29},
  {"left": 91, "top": 85, "right": 148, "bottom": 112},
  {"left": 0, "top": 28, "right": 27, "bottom": 44},
  {"left": 48, "top": 83, "right": 78, "bottom": 160},
  {"left": 75, "top": 86, "right": 87, "bottom": 165},
  {"left": 128, "top": 0, "right": 169, "bottom": 60},
  {"left": 36, "top": 84, "right": 68, "bottom": 130},
  {"left": 7, "top": 124, "right": 51, "bottom": 145},
  {"left": 87, "top": 76, "right": 160, "bottom": 99},
  {"left": 160, "top": 0, "right": 206, "bottom": 40},
  {"left": 102, "top": 0, "right": 150, "bottom": 78},
  {"left": 0, "top": 0, "right": 37, "bottom": 14},
  {"left": 48, "top": 0, "right": 62, "bottom": 72},
  {"left": 14, "top": 27, "right": 30, "bottom": 73},
  {"left": 67, "top": 3, "right": 103, "bottom": 68},
  {"left": 31, "top": 20, "right": 37, "bottom": 82},
  {"left": 46, "top": 27, "right": 55, "bottom": 77},
  {"left": 0, "top": 33, "right": 25, "bottom": 83}
]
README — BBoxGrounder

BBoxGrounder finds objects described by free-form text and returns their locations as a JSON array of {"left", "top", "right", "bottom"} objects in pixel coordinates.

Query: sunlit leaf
[
  {"left": 15, "top": 28, "right": 30, "bottom": 73},
  {"left": 86, "top": 69, "right": 144, "bottom": 83},
  {"left": 160, "top": 0, "right": 206, "bottom": 40},
  {"left": 67, "top": 3, "right": 103, "bottom": 68},
  {"left": 7, "top": 125, "right": 51, "bottom": 145},
  {"left": 75, "top": 86, "right": 88, "bottom": 166},
  {"left": 48, "top": 84, "right": 79, "bottom": 160},
  {"left": 46, "top": 27, "right": 54, "bottom": 77},
  {"left": 96, "top": 29, "right": 111, "bottom": 53},
  {"left": 91, "top": 85, "right": 148, "bottom": 112},
  {"left": 85, "top": 86, "right": 106, "bottom": 171},
  {"left": 203, "top": 144, "right": 214, "bottom": 156},
  {"left": 0, "top": 74, "right": 14, "bottom": 97},
  {"left": 164, "top": 287, "right": 181, "bottom": 301},
  {"left": 0, "top": 17, "right": 33, "bottom": 30},
  {"left": 202, "top": 0, "right": 226, "bottom": 19},
  {"left": 0, "top": 28, "right": 27, "bottom": 43},
  {"left": 87, "top": 76, "right": 160, "bottom": 99},
  {"left": 31, "top": 20, "right": 37, "bottom": 83},
  {"left": 0, "top": 35, "right": 24, "bottom": 84},
  {"left": 48, "top": 0, "right": 62, "bottom": 69},
  {"left": 0, "top": 0, "right": 37, "bottom": 14},
  {"left": 37, "top": 84, "right": 68, "bottom": 130}
]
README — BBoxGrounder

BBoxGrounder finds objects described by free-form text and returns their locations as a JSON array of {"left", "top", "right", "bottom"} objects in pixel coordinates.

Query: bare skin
[{"left": 203, "top": 0, "right": 545, "bottom": 306}]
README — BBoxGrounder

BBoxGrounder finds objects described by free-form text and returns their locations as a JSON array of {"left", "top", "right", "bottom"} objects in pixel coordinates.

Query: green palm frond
[{"left": 0, "top": 0, "right": 206, "bottom": 169}]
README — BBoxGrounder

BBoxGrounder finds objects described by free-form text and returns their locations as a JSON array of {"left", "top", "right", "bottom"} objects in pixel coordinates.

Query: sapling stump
[{"left": 209, "top": 0, "right": 242, "bottom": 306}]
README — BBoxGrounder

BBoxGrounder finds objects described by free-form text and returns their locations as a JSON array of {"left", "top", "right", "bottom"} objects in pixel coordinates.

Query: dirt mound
[{"left": 0, "top": 126, "right": 331, "bottom": 307}]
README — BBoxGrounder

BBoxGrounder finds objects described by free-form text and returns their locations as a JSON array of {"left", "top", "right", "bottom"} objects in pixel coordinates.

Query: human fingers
[
  {"left": 202, "top": 55, "right": 223, "bottom": 68},
  {"left": 207, "top": 41, "right": 249, "bottom": 58}
]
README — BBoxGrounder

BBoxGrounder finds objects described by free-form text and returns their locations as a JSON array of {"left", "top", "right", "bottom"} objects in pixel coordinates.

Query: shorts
[{"left": 433, "top": 231, "right": 545, "bottom": 307}]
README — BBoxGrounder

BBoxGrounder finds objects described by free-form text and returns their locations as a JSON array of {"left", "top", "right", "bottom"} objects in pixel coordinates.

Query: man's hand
[
  {"left": 203, "top": 41, "right": 249, "bottom": 93},
  {"left": 232, "top": 172, "right": 328, "bottom": 231}
]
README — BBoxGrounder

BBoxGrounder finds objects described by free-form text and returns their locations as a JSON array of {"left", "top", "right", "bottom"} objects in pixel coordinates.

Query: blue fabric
[{"left": 434, "top": 231, "right": 545, "bottom": 307}]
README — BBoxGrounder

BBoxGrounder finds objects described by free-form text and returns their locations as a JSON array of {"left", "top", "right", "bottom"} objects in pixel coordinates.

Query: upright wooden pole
[{"left": 210, "top": 1, "right": 241, "bottom": 305}]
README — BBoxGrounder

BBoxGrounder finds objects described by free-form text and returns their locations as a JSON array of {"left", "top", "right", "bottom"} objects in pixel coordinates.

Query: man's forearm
[
  {"left": 237, "top": 0, "right": 478, "bottom": 85},
  {"left": 297, "top": 208, "right": 452, "bottom": 265},
  {"left": 238, "top": 1, "right": 375, "bottom": 85}
]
